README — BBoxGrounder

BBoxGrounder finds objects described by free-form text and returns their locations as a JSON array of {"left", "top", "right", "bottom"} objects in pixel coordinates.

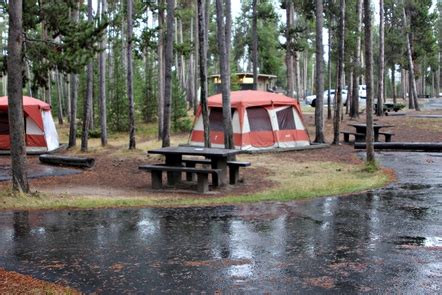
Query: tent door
[{"left": 276, "top": 107, "right": 297, "bottom": 147}]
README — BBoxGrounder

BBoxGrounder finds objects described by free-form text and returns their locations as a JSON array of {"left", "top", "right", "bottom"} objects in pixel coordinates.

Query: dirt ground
[
  {"left": 0, "top": 268, "right": 79, "bottom": 294},
  {"left": 0, "top": 102, "right": 441, "bottom": 291},
  {"left": 0, "top": 106, "right": 441, "bottom": 199}
]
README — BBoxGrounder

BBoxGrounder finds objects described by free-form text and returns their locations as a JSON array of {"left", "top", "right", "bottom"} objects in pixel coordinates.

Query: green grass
[{"left": 0, "top": 160, "right": 390, "bottom": 210}]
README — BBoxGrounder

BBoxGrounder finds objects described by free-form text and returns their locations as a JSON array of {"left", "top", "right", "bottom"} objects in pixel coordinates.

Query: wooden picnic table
[
  {"left": 148, "top": 146, "right": 240, "bottom": 186},
  {"left": 348, "top": 123, "right": 394, "bottom": 142}
]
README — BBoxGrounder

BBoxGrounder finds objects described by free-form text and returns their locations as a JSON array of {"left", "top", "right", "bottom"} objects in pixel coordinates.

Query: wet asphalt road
[{"left": 0, "top": 152, "right": 441, "bottom": 294}]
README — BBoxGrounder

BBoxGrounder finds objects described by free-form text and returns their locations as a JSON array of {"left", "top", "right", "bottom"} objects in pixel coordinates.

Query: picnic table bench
[
  {"left": 378, "top": 131, "right": 395, "bottom": 142},
  {"left": 139, "top": 164, "right": 222, "bottom": 193},
  {"left": 344, "top": 123, "right": 395, "bottom": 143},
  {"left": 340, "top": 131, "right": 365, "bottom": 143},
  {"left": 182, "top": 158, "right": 251, "bottom": 185}
]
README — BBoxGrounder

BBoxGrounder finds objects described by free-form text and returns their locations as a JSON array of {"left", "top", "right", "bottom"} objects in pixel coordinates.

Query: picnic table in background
[
  {"left": 147, "top": 146, "right": 240, "bottom": 186},
  {"left": 347, "top": 123, "right": 395, "bottom": 142}
]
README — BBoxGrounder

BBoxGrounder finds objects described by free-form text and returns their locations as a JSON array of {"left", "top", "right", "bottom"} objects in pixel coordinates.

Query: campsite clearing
[{"left": 0, "top": 100, "right": 440, "bottom": 210}]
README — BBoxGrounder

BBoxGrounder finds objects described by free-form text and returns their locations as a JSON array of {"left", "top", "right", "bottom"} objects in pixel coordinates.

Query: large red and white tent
[
  {"left": 0, "top": 96, "right": 59, "bottom": 152},
  {"left": 190, "top": 90, "right": 310, "bottom": 150}
]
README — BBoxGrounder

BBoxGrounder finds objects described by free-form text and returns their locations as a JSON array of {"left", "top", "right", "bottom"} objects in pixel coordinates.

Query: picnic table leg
[
  {"left": 151, "top": 171, "right": 163, "bottom": 189},
  {"left": 165, "top": 154, "right": 182, "bottom": 185},
  {"left": 374, "top": 129, "right": 380, "bottom": 142},
  {"left": 196, "top": 172, "right": 209, "bottom": 193},
  {"left": 211, "top": 157, "right": 227, "bottom": 186}
]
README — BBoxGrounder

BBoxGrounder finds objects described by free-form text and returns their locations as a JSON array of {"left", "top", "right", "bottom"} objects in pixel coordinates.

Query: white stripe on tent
[{"left": 42, "top": 110, "right": 60, "bottom": 151}]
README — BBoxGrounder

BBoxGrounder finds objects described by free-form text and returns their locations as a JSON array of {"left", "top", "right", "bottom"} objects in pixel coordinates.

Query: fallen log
[
  {"left": 354, "top": 142, "right": 442, "bottom": 152},
  {"left": 39, "top": 154, "right": 95, "bottom": 168}
]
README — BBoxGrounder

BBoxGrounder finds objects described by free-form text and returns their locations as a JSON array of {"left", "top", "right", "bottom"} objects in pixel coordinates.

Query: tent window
[
  {"left": 0, "top": 111, "right": 8, "bottom": 135},
  {"left": 209, "top": 108, "right": 235, "bottom": 131},
  {"left": 247, "top": 107, "right": 272, "bottom": 131},
  {"left": 209, "top": 108, "right": 224, "bottom": 131},
  {"left": 276, "top": 107, "right": 296, "bottom": 130}
]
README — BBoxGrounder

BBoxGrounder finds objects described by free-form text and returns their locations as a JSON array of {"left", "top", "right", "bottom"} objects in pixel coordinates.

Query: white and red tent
[
  {"left": 190, "top": 90, "right": 310, "bottom": 150},
  {"left": 0, "top": 96, "right": 59, "bottom": 152}
]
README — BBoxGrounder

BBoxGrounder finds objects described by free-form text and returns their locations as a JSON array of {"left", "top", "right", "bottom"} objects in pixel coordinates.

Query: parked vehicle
[
  {"left": 358, "top": 85, "right": 367, "bottom": 100},
  {"left": 305, "top": 89, "right": 348, "bottom": 107}
]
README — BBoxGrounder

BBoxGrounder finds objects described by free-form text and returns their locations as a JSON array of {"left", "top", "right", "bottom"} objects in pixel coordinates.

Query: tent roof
[
  {"left": 0, "top": 96, "right": 51, "bottom": 130},
  {"left": 0, "top": 96, "right": 51, "bottom": 111},
  {"left": 207, "top": 90, "right": 300, "bottom": 109}
]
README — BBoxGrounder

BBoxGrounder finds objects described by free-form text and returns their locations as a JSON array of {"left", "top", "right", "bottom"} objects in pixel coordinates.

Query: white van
[{"left": 359, "top": 85, "right": 367, "bottom": 100}]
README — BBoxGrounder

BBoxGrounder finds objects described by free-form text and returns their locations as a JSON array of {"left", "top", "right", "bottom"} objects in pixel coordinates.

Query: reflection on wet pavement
[
  {"left": 0, "top": 164, "right": 81, "bottom": 181},
  {"left": 0, "top": 152, "right": 441, "bottom": 293}
]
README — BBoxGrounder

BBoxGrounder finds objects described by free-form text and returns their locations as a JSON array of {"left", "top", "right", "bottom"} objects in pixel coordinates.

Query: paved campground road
[{"left": 0, "top": 152, "right": 441, "bottom": 293}]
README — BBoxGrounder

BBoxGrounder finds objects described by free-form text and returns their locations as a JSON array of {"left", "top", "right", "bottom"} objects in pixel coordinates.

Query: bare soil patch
[
  {"left": 1, "top": 105, "right": 440, "bottom": 202},
  {"left": 0, "top": 268, "right": 79, "bottom": 294}
]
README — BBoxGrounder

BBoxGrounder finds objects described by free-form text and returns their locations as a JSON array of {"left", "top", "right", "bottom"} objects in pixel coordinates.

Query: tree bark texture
[
  {"left": 327, "top": 19, "right": 332, "bottom": 120},
  {"left": 68, "top": 1, "right": 80, "bottom": 148},
  {"left": 403, "top": 5, "right": 420, "bottom": 111},
  {"left": 127, "top": 0, "right": 136, "bottom": 149},
  {"left": 7, "top": 0, "right": 29, "bottom": 193},
  {"left": 162, "top": 0, "right": 175, "bottom": 147},
  {"left": 364, "top": 0, "right": 375, "bottom": 163},
  {"left": 377, "top": 0, "right": 385, "bottom": 116},
  {"left": 314, "top": 0, "right": 325, "bottom": 143},
  {"left": 157, "top": 0, "right": 165, "bottom": 140},
  {"left": 437, "top": 52, "right": 440, "bottom": 97},
  {"left": 252, "top": 0, "right": 258, "bottom": 90},
  {"left": 350, "top": 0, "right": 363, "bottom": 118},
  {"left": 56, "top": 71, "right": 64, "bottom": 125},
  {"left": 215, "top": 0, "right": 234, "bottom": 149},
  {"left": 333, "top": 0, "right": 345, "bottom": 144},
  {"left": 99, "top": 0, "right": 108, "bottom": 146},
  {"left": 285, "top": 0, "right": 294, "bottom": 98},
  {"left": 197, "top": 0, "right": 210, "bottom": 147},
  {"left": 391, "top": 65, "right": 397, "bottom": 104},
  {"left": 81, "top": 0, "right": 94, "bottom": 152}
]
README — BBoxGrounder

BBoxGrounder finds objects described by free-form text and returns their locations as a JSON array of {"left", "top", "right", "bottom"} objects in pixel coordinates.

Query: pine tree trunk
[
  {"left": 327, "top": 22, "right": 332, "bottom": 120},
  {"left": 162, "top": 0, "right": 175, "bottom": 147},
  {"left": 215, "top": 0, "right": 234, "bottom": 149},
  {"left": 351, "top": 0, "right": 362, "bottom": 118},
  {"left": 98, "top": 0, "right": 108, "bottom": 146},
  {"left": 197, "top": 0, "right": 210, "bottom": 147},
  {"left": 127, "top": 0, "right": 136, "bottom": 149},
  {"left": 437, "top": 52, "right": 441, "bottom": 97},
  {"left": 333, "top": 0, "right": 345, "bottom": 145},
  {"left": 252, "top": 0, "right": 258, "bottom": 91},
  {"left": 314, "top": 0, "right": 325, "bottom": 143},
  {"left": 157, "top": 0, "right": 165, "bottom": 140},
  {"left": 179, "top": 19, "right": 186, "bottom": 89},
  {"left": 7, "top": 0, "right": 29, "bottom": 193},
  {"left": 376, "top": 0, "right": 385, "bottom": 116},
  {"left": 81, "top": 0, "right": 94, "bottom": 152},
  {"left": 364, "top": 0, "right": 375, "bottom": 163},
  {"left": 401, "top": 67, "right": 406, "bottom": 100},
  {"left": 295, "top": 52, "right": 301, "bottom": 100},
  {"left": 303, "top": 51, "right": 307, "bottom": 98},
  {"left": 392, "top": 65, "right": 397, "bottom": 104},
  {"left": 285, "top": 0, "right": 294, "bottom": 97},
  {"left": 187, "top": 16, "right": 195, "bottom": 110},
  {"left": 56, "top": 70, "right": 64, "bottom": 125},
  {"left": 68, "top": 1, "right": 79, "bottom": 148},
  {"left": 403, "top": 5, "right": 420, "bottom": 111},
  {"left": 193, "top": 8, "right": 199, "bottom": 115}
]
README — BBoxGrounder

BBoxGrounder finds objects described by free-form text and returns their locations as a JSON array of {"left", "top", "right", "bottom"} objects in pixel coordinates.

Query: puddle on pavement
[
  {"left": 399, "top": 183, "right": 433, "bottom": 191},
  {"left": 0, "top": 152, "right": 441, "bottom": 293},
  {"left": 393, "top": 236, "right": 442, "bottom": 247}
]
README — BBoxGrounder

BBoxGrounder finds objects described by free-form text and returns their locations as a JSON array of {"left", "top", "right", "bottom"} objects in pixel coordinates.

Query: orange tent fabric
[
  {"left": 0, "top": 96, "right": 51, "bottom": 130},
  {"left": 191, "top": 90, "right": 310, "bottom": 150}
]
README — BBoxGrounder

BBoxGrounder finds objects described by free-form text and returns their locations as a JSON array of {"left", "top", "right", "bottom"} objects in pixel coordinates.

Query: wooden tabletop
[
  {"left": 348, "top": 123, "right": 394, "bottom": 128},
  {"left": 148, "top": 146, "right": 240, "bottom": 157}
]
